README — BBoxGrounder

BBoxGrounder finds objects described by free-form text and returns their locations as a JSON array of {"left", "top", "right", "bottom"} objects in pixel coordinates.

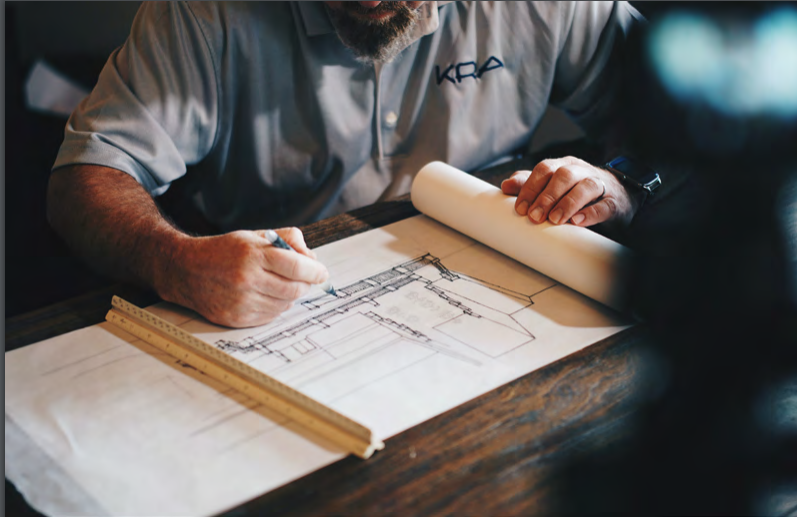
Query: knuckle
[
  {"left": 285, "top": 227, "right": 304, "bottom": 246},
  {"left": 264, "top": 246, "right": 287, "bottom": 272},
  {"left": 230, "top": 268, "right": 251, "bottom": 290},
  {"left": 231, "top": 230, "right": 256, "bottom": 247},
  {"left": 519, "top": 185, "right": 540, "bottom": 201},
  {"left": 289, "top": 256, "right": 302, "bottom": 279},
  {"left": 554, "top": 166, "right": 576, "bottom": 183},
  {"left": 295, "top": 282, "right": 311, "bottom": 298},
  {"left": 226, "top": 232, "right": 245, "bottom": 251},
  {"left": 532, "top": 161, "right": 555, "bottom": 178},
  {"left": 604, "top": 197, "right": 619, "bottom": 216},
  {"left": 557, "top": 195, "right": 578, "bottom": 213},
  {"left": 219, "top": 310, "right": 242, "bottom": 328},
  {"left": 581, "top": 176, "right": 601, "bottom": 192},
  {"left": 234, "top": 239, "right": 259, "bottom": 263},
  {"left": 505, "top": 174, "right": 528, "bottom": 194},
  {"left": 275, "top": 282, "right": 297, "bottom": 300},
  {"left": 537, "top": 192, "right": 559, "bottom": 207},
  {"left": 284, "top": 282, "right": 306, "bottom": 301},
  {"left": 262, "top": 273, "right": 291, "bottom": 299}
]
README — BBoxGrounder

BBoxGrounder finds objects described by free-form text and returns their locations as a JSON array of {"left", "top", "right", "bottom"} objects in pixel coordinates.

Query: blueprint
[
  {"left": 5, "top": 214, "right": 631, "bottom": 517},
  {"left": 216, "top": 253, "right": 539, "bottom": 393}
]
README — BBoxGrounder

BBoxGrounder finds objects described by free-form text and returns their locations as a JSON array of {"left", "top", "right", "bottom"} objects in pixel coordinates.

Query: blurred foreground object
[
  {"left": 554, "top": 3, "right": 797, "bottom": 514},
  {"left": 25, "top": 60, "right": 90, "bottom": 117},
  {"left": 650, "top": 7, "right": 797, "bottom": 118}
]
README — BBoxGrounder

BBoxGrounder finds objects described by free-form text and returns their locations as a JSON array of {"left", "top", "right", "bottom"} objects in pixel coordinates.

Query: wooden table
[{"left": 5, "top": 163, "right": 649, "bottom": 516}]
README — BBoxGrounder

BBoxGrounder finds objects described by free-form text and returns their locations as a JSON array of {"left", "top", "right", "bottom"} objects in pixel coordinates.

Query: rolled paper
[{"left": 411, "top": 161, "right": 632, "bottom": 311}]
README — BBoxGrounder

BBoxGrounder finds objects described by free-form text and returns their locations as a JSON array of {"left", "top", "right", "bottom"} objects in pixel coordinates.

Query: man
[{"left": 48, "top": 1, "right": 643, "bottom": 327}]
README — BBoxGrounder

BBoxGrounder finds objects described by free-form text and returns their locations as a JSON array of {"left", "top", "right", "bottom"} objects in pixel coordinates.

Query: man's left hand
[{"left": 500, "top": 156, "right": 637, "bottom": 227}]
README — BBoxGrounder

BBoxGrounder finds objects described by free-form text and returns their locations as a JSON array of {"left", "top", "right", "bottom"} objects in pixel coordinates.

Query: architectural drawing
[
  {"left": 6, "top": 213, "right": 629, "bottom": 517},
  {"left": 213, "top": 253, "right": 555, "bottom": 395}
]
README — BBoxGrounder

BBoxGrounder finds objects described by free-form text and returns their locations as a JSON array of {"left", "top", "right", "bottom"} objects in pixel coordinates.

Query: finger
[
  {"left": 262, "top": 245, "right": 329, "bottom": 284},
  {"left": 275, "top": 227, "right": 317, "bottom": 259},
  {"left": 254, "top": 227, "right": 318, "bottom": 260},
  {"left": 547, "top": 176, "right": 605, "bottom": 225},
  {"left": 514, "top": 160, "right": 560, "bottom": 215},
  {"left": 500, "top": 170, "right": 531, "bottom": 196},
  {"left": 256, "top": 272, "right": 313, "bottom": 301},
  {"left": 570, "top": 197, "right": 619, "bottom": 227},
  {"left": 251, "top": 297, "right": 294, "bottom": 322},
  {"left": 526, "top": 165, "right": 585, "bottom": 223},
  {"left": 202, "top": 292, "right": 294, "bottom": 328},
  {"left": 235, "top": 297, "right": 294, "bottom": 328}
]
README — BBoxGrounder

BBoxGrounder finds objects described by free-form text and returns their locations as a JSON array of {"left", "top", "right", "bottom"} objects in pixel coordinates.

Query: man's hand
[
  {"left": 500, "top": 156, "right": 637, "bottom": 227},
  {"left": 159, "top": 228, "right": 329, "bottom": 328},
  {"left": 47, "top": 165, "right": 328, "bottom": 330}
]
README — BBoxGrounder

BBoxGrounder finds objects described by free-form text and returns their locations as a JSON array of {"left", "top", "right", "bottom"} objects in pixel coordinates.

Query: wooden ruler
[{"left": 105, "top": 296, "right": 384, "bottom": 459}]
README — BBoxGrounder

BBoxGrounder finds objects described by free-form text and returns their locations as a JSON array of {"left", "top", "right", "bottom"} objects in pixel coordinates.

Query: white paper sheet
[
  {"left": 6, "top": 183, "right": 632, "bottom": 516},
  {"left": 24, "top": 60, "right": 90, "bottom": 117}
]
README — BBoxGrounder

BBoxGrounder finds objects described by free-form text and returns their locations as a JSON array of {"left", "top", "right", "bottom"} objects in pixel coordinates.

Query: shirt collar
[{"left": 296, "top": 1, "right": 451, "bottom": 39}]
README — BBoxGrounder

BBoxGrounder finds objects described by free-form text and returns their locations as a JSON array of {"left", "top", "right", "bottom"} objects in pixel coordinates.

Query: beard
[{"left": 325, "top": 2, "right": 420, "bottom": 64}]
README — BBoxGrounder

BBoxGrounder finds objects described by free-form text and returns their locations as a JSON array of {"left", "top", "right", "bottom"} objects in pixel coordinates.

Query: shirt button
[{"left": 384, "top": 111, "right": 398, "bottom": 129}]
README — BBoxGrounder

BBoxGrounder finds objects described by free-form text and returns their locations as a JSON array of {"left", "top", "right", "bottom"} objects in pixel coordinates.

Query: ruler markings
[{"left": 106, "top": 296, "right": 384, "bottom": 459}]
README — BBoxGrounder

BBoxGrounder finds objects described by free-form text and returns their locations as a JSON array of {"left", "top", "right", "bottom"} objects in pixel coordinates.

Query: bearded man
[{"left": 48, "top": 1, "right": 644, "bottom": 328}]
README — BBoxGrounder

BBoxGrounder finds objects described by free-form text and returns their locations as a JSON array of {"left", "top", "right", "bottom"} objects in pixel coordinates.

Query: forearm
[
  {"left": 46, "top": 165, "right": 189, "bottom": 294},
  {"left": 47, "top": 165, "right": 329, "bottom": 327}
]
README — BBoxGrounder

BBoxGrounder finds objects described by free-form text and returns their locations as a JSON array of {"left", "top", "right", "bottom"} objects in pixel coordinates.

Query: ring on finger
[{"left": 598, "top": 179, "right": 606, "bottom": 199}]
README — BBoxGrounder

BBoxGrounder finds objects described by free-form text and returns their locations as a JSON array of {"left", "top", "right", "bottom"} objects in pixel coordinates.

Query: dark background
[{"left": 6, "top": 2, "right": 144, "bottom": 317}]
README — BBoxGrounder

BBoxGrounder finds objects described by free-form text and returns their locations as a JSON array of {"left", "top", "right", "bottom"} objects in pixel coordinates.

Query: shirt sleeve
[
  {"left": 52, "top": 1, "right": 219, "bottom": 197},
  {"left": 548, "top": 1, "right": 643, "bottom": 141}
]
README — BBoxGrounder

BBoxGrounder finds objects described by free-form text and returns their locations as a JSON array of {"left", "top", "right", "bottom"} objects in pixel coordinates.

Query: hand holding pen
[{"left": 264, "top": 230, "right": 337, "bottom": 296}]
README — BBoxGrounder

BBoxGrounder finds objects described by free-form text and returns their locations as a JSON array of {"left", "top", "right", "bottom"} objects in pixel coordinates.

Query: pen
[{"left": 263, "top": 230, "right": 337, "bottom": 296}]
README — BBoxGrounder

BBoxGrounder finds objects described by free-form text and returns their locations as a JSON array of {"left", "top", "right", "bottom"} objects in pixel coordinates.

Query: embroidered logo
[{"left": 435, "top": 56, "right": 504, "bottom": 85}]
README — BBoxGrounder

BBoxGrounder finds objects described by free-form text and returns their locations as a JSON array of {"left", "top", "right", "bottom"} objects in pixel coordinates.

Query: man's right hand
[
  {"left": 160, "top": 228, "right": 329, "bottom": 328},
  {"left": 47, "top": 165, "right": 328, "bottom": 329}
]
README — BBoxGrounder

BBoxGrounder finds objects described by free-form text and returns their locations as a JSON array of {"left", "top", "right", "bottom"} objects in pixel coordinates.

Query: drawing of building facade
[{"left": 212, "top": 254, "right": 556, "bottom": 397}]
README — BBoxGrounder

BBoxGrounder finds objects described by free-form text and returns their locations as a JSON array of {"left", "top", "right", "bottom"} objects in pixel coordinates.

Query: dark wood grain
[
  {"left": 5, "top": 157, "right": 648, "bottom": 516},
  {"left": 302, "top": 195, "right": 419, "bottom": 248},
  {"left": 5, "top": 284, "right": 159, "bottom": 351},
  {"left": 233, "top": 327, "right": 647, "bottom": 516}
]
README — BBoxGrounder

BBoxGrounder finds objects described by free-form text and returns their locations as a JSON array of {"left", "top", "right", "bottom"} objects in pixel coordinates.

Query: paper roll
[{"left": 411, "top": 162, "right": 632, "bottom": 311}]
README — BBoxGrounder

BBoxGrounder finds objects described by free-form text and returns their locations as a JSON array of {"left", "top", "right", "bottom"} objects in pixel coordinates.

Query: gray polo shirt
[{"left": 53, "top": 1, "right": 641, "bottom": 231}]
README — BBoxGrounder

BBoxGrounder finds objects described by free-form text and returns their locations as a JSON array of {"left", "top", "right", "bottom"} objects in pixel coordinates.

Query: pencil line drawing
[{"left": 213, "top": 253, "right": 552, "bottom": 393}]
